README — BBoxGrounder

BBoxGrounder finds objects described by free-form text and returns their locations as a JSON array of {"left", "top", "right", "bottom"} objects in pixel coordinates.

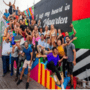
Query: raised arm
[
  {"left": 3, "top": 0, "right": 9, "bottom": 6},
  {"left": 63, "top": 37, "right": 77, "bottom": 47},
  {"left": 13, "top": 0, "right": 16, "bottom": 5},
  {"left": 44, "top": 50, "right": 52, "bottom": 54},
  {"left": 70, "top": 24, "right": 76, "bottom": 36}
]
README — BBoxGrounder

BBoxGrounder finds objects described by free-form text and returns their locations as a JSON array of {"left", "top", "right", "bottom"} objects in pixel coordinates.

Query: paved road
[{"left": 0, "top": 58, "right": 46, "bottom": 89}]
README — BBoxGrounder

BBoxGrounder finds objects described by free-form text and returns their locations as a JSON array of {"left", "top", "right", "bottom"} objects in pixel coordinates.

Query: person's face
[
  {"left": 9, "top": 2, "right": 11, "bottom": 6},
  {"left": 40, "top": 28, "right": 42, "bottom": 32},
  {"left": 13, "top": 5, "right": 15, "bottom": 8},
  {"left": 27, "top": 27, "right": 29, "bottom": 31},
  {"left": 53, "top": 48, "right": 57, "bottom": 54},
  {"left": 14, "top": 19, "right": 17, "bottom": 23},
  {"left": 10, "top": 19, "right": 13, "bottom": 22},
  {"left": 51, "top": 25, "right": 54, "bottom": 30},
  {"left": 65, "top": 32, "right": 69, "bottom": 36},
  {"left": 47, "top": 39, "right": 50, "bottom": 44},
  {"left": 57, "top": 40, "right": 61, "bottom": 46},
  {"left": 58, "top": 29, "right": 61, "bottom": 34},
  {"left": 25, "top": 42, "right": 28, "bottom": 48},
  {"left": 20, "top": 20, "right": 23, "bottom": 24},
  {"left": 22, "top": 53, "right": 25, "bottom": 56},
  {"left": 16, "top": 42, "right": 20, "bottom": 47},
  {"left": 53, "top": 42, "right": 56, "bottom": 47},
  {"left": 41, "top": 35, "right": 44, "bottom": 40},
  {"left": 34, "top": 20, "right": 36, "bottom": 24},
  {"left": 23, "top": 20, "right": 25, "bottom": 24},
  {"left": 66, "top": 37, "right": 70, "bottom": 43},
  {"left": 38, "top": 20, "right": 41, "bottom": 23},
  {"left": 31, "top": 20, "right": 34, "bottom": 25},
  {"left": 5, "top": 9, "right": 7, "bottom": 13},
  {"left": 6, "top": 39, "right": 9, "bottom": 43},
  {"left": 34, "top": 26, "right": 38, "bottom": 31},
  {"left": 24, "top": 15, "right": 26, "bottom": 18}
]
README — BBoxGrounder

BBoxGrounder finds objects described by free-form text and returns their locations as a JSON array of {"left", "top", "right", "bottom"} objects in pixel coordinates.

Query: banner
[{"left": 34, "top": 0, "right": 72, "bottom": 32}]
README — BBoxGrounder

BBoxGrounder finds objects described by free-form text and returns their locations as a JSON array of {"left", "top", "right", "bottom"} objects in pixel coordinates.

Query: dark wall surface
[{"left": 34, "top": 0, "right": 72, "bottom": 32}]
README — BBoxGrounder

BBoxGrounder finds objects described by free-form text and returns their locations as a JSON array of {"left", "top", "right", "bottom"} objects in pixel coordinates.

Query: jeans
[
  {"left": 11, "top": 57, "right": 18, "bottom": 74},
  {"left": 47, "top": 61, "right": 61, "bottom": 80},
  {"left": 16, "top": 59, "right": 24, "bottom": 78},
  {"left": 2, "top": 56, "right": 9, "bottom": 74}
]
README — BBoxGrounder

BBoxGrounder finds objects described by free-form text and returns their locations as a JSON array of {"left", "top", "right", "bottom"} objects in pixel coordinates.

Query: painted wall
[
  {"left": 70, "top": 0, "right": 90, "bottom": 80},
  {"left": 24, "top": 0, "right": 90, "bottom": 81}
]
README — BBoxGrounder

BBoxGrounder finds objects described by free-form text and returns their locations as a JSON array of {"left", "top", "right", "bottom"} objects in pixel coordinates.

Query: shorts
[
  {"left": 23, "top": 60, "right": 33, "bottom": 69},
  {"left": 67, "top": 62, "right": 74, "bottom": 75}
]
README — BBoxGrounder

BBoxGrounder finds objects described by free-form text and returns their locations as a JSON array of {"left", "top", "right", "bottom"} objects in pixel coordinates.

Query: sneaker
[
  {"left": 10, "top": 73, "right": 13, "bottom": 76},
  {"left": 17, "top": 79, "right": 22, "bottom": 85},
  {"left": 26, "top": 82, "right": 29, "bottom": 89},
  {"left": 53, "top": 75, "right": 57, "bottom": 82},
  {"left": 61, "top": 84, "right": 65, "bottom": 90}
]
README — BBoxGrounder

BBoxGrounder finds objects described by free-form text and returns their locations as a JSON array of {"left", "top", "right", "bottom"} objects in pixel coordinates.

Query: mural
[
  {"left": 23, "top": 0, "right": 90, "bottom": 82},
  {"left": 24, "top": 6, "right": 34, "bottom": 20}
]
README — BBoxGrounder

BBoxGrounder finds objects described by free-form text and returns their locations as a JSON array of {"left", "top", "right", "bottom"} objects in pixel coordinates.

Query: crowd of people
[{"left": 2, "top": 0, "right": 77, "bottom": 89}]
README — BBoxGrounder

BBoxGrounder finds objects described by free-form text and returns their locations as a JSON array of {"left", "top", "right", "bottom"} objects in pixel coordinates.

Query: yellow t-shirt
[{"left": 57, "top": 45, "right": 65, "bottom": 56}]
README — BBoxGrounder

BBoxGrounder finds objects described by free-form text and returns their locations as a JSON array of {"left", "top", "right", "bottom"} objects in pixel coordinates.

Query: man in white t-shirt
[{"left": 2, "top": 37, "right": 11, "bottom": 77}]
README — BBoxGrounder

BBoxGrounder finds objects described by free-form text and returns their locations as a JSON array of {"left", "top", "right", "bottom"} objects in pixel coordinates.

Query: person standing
[
  {"left": 2, "top": 36, "right": 11, "bottom": 77},
  {"left": 7, "top": 42, "right": 21, "bottom": 76},
  {"left": 14, "top": 43, "right": 26, "bottom": 81},
  {"left": 66, "top": 36, "right": 76, "bottom": 89},
  {"left": 17, "top": 42, "right": 33, "bottom": 89},
  {"left": 64, "top": 24, "right": 76, "bottom": 43},
  {"left": 57, "top": 37, "right": 77, "bottom": 77},
  {"left": 3, "top": 0, "right": 16, "bottom": 15},
  {"left": 3, "top": 9, "right": 10, "bottom": 20}
]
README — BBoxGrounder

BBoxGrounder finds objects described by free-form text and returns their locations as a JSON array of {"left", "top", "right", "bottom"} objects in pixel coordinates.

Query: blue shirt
[
  {"left": 38, "top": 39, "right": 45, "bottom": 47},
  {"left": 39, "top": 32, "right": 44, "bottom": 36},
  {"left": 49, "top": 45, "right": 53, "bottom": 50},
  {"left": 23, "top": 47, "right": 32, "bottom": 61},
  {"left": 16, "top": 10, "right": 18, "bottom": 15},
  {"left": 4, "top": 13, "right": 10, "bottom": 18}
]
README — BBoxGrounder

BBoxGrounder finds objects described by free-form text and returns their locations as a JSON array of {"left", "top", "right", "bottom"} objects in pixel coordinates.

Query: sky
[{"left": 0, "top": 0, "right": 40, "bottom": 14}]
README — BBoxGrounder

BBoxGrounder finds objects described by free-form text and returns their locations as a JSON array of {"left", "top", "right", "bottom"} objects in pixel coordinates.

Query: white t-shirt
[
  {"left": 10, "top": 46, "right": 19, "bottom": 57},
  {"left": 2, "top": 40, "right": 11, "bottom": 56},
  {"left": 44, "top": 30, "right": 50, "bottom": 37}
]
